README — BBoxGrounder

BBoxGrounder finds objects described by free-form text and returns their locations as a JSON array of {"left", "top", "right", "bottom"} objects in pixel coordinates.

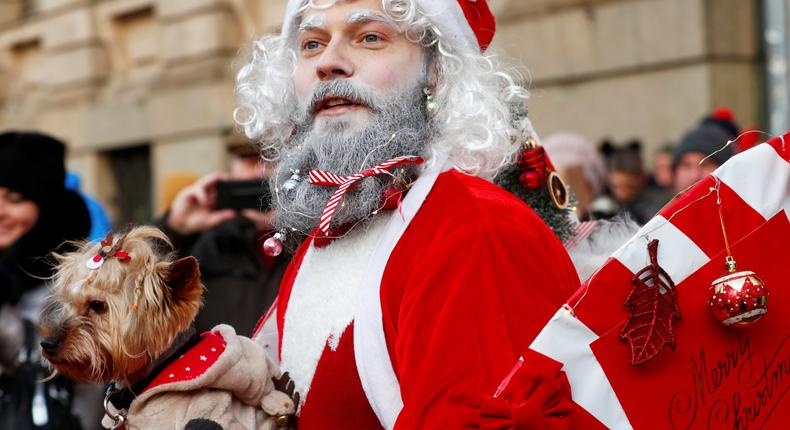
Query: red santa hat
[{"left": 281, "top": 0, "right": 496, "bottom": 53}]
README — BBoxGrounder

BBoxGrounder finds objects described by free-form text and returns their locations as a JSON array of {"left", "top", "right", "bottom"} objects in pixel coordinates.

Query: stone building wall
[
  {"left": 492, "top": 0, "right": 761, "bottom": 157},
  {"left": 0, "top": 0, "right": 286, "bottom": 220},
  {"left": 0, "top": 0, "right": 768, "bottom": 223}
]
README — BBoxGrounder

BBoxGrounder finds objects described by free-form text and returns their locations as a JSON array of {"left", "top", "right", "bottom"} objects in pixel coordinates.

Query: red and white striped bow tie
[{"left": 309, "top": 155, "right": 424, "bottom": 236}]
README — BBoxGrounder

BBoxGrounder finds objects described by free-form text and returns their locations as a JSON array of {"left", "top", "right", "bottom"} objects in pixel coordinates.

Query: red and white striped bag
[{"left": 528, "top": 134, "right": 790, "bottom": 429}]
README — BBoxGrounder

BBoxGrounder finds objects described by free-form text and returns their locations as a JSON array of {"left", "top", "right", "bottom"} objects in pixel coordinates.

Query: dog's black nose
[{"left": 40, "top": 337, "right": 60, "bottom": 354}]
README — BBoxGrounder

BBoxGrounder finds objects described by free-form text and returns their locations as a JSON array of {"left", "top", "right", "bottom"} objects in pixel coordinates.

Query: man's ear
[
  {"left": 421, "top": 46, "right": 439, "bottom": 89},
  {"left": 429, "top": 59, "right": 440, "bottom": 90},
  {"left": 165, "top": 256, "right": 204, "bottom": 302}
]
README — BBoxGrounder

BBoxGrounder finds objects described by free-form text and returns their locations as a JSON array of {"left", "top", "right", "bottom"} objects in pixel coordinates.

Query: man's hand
[{"left": 166, "top": 173, "right": 236, "bottom": 235}]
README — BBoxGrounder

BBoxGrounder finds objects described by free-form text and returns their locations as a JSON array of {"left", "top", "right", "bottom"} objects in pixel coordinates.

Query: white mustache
[{"left": 301, "top": 79, "right": 380, "bottom": 119}]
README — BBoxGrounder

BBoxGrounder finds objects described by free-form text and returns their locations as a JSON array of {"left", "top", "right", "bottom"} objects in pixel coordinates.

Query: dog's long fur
[{"left": 40, "top": 226, "right": 203, "bottom": 385}]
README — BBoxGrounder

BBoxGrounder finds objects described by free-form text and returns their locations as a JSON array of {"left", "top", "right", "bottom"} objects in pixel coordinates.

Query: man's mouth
[{"left": 314, "top": 97, "right": 365, "bottom": 116}]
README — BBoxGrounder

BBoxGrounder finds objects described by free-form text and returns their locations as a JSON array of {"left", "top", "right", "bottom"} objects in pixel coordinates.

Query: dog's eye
[{"left": 88, "top": 300, "right": 107, "bottom": 314}]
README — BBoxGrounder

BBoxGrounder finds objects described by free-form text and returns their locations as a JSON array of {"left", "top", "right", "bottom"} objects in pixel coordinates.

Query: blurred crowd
[
  {"left": 0, "top": 134, "right": 283, "bottom": 429},
  {"left": 544, "top": 107, "right": 758, "bottom": 226},
  {"left": 0, "top": 106, "right": 761, "bottom": 428}
]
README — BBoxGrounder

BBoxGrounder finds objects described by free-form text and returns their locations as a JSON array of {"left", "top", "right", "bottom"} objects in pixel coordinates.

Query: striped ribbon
[
  {"left": 309, "top": 156, "right": 424, "bottom": 236},
  {"left": 564, "top": 220, "right": 599, "bottom": 249}
]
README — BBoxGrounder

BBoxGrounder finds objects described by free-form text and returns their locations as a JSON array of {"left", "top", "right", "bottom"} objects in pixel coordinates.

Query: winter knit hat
[
  {"left": 0, "top": 131, "right": 68, "bottom": 208},
  {"left": 706, "top": 107, "right": 740, "bottom": 139},
  {"left": 280, "top": 0, "right": 496, "bottom": 53},
  {"left": 0, "top": 132, "right": 90, "bottom": 305},
  {"left": 673, "top": 117, "right": 735, "bottom": 169}
]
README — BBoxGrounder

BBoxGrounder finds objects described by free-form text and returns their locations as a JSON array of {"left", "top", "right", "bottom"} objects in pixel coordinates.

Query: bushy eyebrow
[
  {"left": 298, "top": 14, "right": 326, "bottom": 32},
  {"left": 346, "top": 10, "right": 397, "bottom": 28}
]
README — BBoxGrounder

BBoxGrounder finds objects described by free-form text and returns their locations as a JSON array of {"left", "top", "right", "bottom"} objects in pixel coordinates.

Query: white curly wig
[{"left": 234, "top": 0, "right": 534, "bottom": 179}]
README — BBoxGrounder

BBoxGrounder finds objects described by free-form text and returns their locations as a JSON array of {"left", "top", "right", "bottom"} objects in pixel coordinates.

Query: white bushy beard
[{"left": 271, "top": 79, "right": 434, "bottom": 245}]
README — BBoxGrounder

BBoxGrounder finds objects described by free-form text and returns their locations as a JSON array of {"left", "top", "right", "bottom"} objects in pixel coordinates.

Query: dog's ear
[{"left": 165, "top": 257, "right": 203, "bottom": 302}]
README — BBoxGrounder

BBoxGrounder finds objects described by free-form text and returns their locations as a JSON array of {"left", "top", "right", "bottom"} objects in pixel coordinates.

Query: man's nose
[{"left": 316, "top": 41, "right": 354, "bottom": 81}]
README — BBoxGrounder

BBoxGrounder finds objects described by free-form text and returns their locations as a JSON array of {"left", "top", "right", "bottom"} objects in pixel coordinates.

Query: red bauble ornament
[
  {"left": 519, "top": 171, "right": 543, "bottom": 189},
  {"left": 706, "top": 181, "right": 769, "bottom": 329},
  {"left": 516, "top": 147, "right": 549, "bottom": 189},
  {"left": 708, "top": 268, "right": 768, "bottom": 328},
  {"left": 263, "top": 232, "right": 285, "bottom": 257}
]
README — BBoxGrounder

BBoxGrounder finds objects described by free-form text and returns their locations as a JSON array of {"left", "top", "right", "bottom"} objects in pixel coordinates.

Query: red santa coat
[{"left": 254, "top": 169, "right": 580, "bottom": 429}]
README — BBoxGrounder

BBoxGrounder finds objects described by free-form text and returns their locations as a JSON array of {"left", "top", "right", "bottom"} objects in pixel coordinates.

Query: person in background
[
  {"left": 673, "top": 112, "right": 736, "bottom": 193},
  {"left": 598, "top": 139, "right": 667, "bottom": 225},
  {"left": 0, "top": 131, "right": 95, "bottom": 429},
  {"left": 648, "top": 144, "right": 674, "bottom": 191},
  {"left": 161, "top": 144, "right": 288, "bottom": 335},
  {"left": 65, "top": 172, "right": 111, "bottom": 242},
  {"left": 0, "top": 132, "right": 91, "bottom": 315},
  {"left": 636, "top": 143, "right": 677, "bottom": 215},
  {"left": 542, "top": 132, "right": 607, "bottom": 221}
]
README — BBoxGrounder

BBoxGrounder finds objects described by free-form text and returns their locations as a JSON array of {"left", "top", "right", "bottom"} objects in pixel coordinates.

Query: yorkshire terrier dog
[{"left": 39, "top": 226, "right": 295, "bottom": 430}]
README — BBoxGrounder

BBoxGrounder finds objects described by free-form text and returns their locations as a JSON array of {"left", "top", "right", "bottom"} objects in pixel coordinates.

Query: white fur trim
[
  {"left": 413, "top": 0, "right": 479, "bottom": 53},
  {"left": 280, "top": 216, "right": 390, "bottom": 407},
  {"left": 354, "top": 158, "right": 447, "bottom": 429},
  {"left": 253, "top": 308, "right": 280, "bottom": 367},
  {"left": 281, "top": 0, "right": 480, "bottom": 53}
]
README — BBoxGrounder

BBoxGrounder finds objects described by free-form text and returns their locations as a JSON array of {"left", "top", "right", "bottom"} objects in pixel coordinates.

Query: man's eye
[
  {"left": 303, "top": 41, "right": 321, "bottom": 51},
  {"left": 363, "top": 34, "right": 381, "bottom": 43}
]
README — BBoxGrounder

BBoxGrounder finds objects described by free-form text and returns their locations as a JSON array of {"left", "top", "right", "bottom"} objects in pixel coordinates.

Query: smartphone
[{"left": 215, "top": 179, "right": 272, "bottom": 211}]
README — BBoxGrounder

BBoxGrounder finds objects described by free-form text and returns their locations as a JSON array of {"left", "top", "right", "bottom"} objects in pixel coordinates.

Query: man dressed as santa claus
[{"left": 231, "top": 0, "right": 581, "bottom": 428}]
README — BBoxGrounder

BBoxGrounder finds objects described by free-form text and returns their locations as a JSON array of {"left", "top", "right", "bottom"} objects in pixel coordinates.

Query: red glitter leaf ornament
[{"left": 619, "top": 239, "right": 681, "bottom": 365}]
